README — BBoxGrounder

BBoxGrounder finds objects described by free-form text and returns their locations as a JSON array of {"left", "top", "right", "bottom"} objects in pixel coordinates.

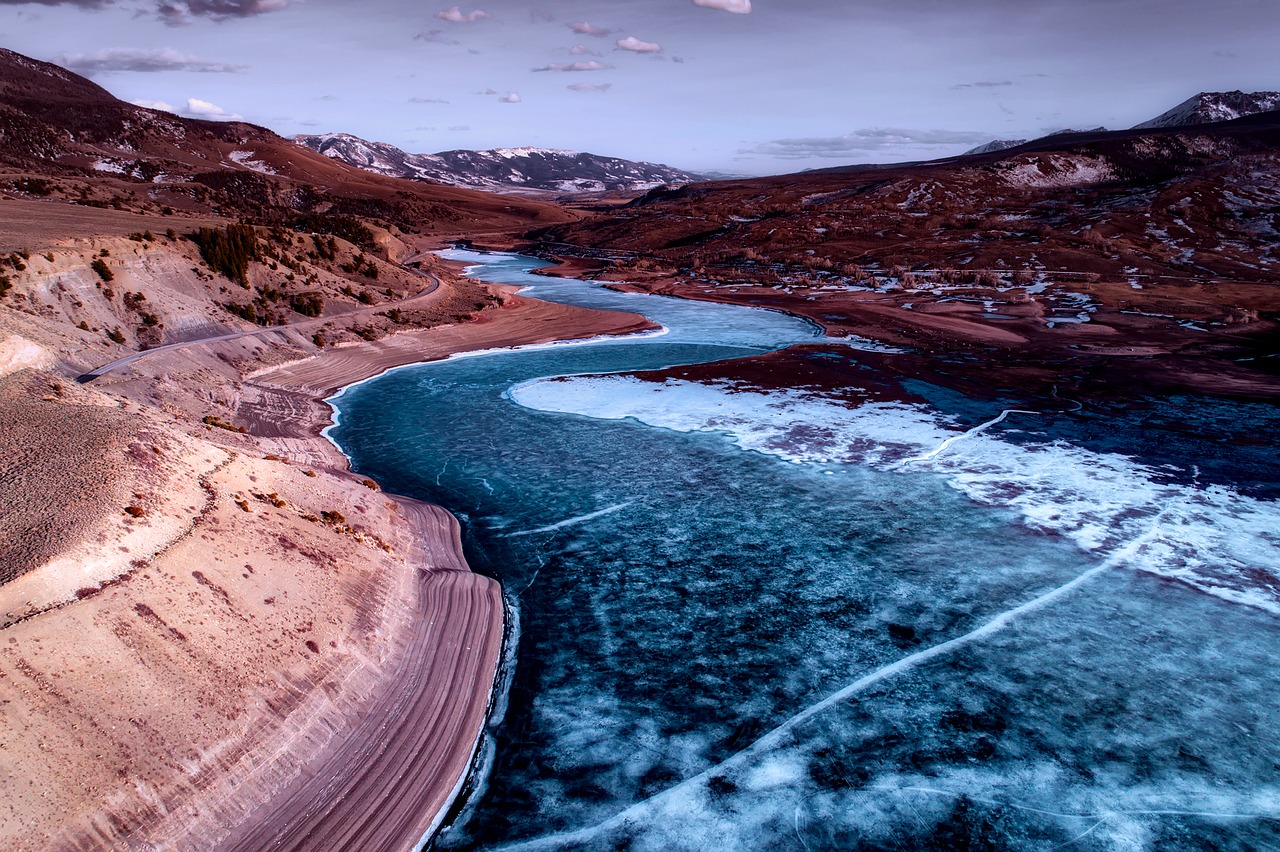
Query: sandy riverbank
[{"left": 0, "top": 246, "right": 657, "bottom": 850}]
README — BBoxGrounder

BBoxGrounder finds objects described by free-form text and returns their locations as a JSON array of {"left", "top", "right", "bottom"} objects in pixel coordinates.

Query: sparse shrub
[
  {"left": 44, "top": 252, "right": 54, "bottom": 262},
  {"left": 124, "top": 505, "right": 146, "bottom": 518},
  {"left": 11, "top": 178, "right": 54, "bottom": 196},
  {"left": 356, "top": 290, "right": 374, "bottom": 305},
  {"left": 99, "top": 248, "right": 110, "bottom": 257},
  {"left": 320, "top": 509, "right": 346, "bottom": 525},
  {"left": 91, "top": 258, "right": 113, "bottom": 282},
  {"left": 311, "top": 332, "right": 326, "bottom": 348},
  {"left": 361, "top": 479, "right": 380, "bottom": 491},
  {"left": 77, "top": 320, "right": 90, "bottom": 331},
  {"left": 0, "top": 275, "right": 10, "bottom": 298},
  {"left": 290, "top": 292, "right": 324, "bottom": 317},
  {"left": 106, "top": 327, "right": 126, "bottom": 344},
  {"left": 203, "top": 414, "right": 248, "bottom": 433}
]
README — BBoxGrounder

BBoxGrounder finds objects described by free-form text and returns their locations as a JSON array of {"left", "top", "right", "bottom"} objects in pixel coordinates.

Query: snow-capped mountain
[
  {"left": 1133, "top": 91, "right": 1280, "bottom": 129},
  {"left": 962, "top": 139, "right": 1029, "bottom": 156},
  {"left": 294, "top": 133, "right": 704, "bottom": 194}
]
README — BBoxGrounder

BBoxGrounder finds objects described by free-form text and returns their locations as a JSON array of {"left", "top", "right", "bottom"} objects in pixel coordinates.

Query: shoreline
[
  {"left": 0, "top": 240, "right": 660, "bottom": 850},
  {"left": 213, "top": 277, "right": 662, "bottom": 849}
]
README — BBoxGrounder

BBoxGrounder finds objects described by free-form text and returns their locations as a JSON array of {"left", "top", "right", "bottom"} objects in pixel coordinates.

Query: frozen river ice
[{"left": 327, "top": 250, "right": 1280, "bottom": 850}]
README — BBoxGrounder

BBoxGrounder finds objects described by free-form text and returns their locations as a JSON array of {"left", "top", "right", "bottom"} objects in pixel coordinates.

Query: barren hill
[
  {"left": 533, "top": 111, "right": 1280, "bottom": 401},
  {"left": 0, "top": 47, "right": 570, "bottom": 236}
]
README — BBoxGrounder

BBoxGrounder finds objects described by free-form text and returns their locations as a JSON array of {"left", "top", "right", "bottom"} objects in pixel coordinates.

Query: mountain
[
  {"left": 962, "top": 139, "right": 1029, "bottom": 156},
  {"left": 0, "top": 48, "right": 568, "bottom": 234},
  {"left": 295, "top": 132, "right": 704, "bottom": 194},
  {"left": 1134, "top": 90, "right": 1280, "bottom": 129}
]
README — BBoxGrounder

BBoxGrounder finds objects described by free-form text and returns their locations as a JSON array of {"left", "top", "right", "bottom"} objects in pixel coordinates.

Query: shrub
[
  {"left": 290, "top": 292, "right": 324, "bottom": 317},
  {"left": 107, "top": 327, "right": 126, "bottom": 344},
  {"left": 0, "top": 275, "right": 10, "bottom": 298},
  {"left": 91, "top": 258, "right": 113, "bottom": 282}
]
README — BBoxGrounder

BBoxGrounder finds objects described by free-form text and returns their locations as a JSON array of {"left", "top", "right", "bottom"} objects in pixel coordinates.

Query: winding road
[{"left": 77, "top": 254, "right": 443, "bottom": 383}]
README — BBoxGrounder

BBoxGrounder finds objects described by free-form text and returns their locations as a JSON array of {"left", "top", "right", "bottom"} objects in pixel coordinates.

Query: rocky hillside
[
  {"left": 296, "top": 133, "right": 704, "bottom": 194},
  {"left": 542, "top": 110, "right": 1280, "bottom": 285}
]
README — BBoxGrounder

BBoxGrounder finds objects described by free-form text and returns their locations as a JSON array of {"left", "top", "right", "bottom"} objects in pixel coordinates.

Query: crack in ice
[
  {"left": 503, "top": 502, "right": 634, "bottom": 538},
  {"left": 497, "top": 507, "right": 1172, "bottom": 851},
  {"left": 899, "top": 408, "right": 1041, "bottom": 465}
]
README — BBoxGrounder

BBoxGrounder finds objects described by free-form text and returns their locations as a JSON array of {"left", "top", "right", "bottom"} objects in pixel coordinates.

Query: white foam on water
[{"left": 509, "top": 376, "right": 1280, "bottom": 615}]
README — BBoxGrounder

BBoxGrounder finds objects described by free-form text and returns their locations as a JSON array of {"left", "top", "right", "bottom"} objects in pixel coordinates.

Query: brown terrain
[
  {"left": 0, "top": 47, "right": 655, "bottom": 851},
  {"left": 532, "top": 112, "right": 1280, "bottom": 403}
]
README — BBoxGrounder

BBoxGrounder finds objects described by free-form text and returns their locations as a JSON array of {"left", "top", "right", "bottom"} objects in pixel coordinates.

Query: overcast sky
[{"left": 2, "top": 0, "right": 1277, "bottom": 174}]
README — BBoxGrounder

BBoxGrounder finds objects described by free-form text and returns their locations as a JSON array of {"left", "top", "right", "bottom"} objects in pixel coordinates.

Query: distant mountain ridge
[
  {"left": 1134, "top": 91, "right": 1280, "bottom": 129},
  {"left": 964, "top": 92, "right": 1280, "bottom": 158},
  {"left": 294, "top": 133, "right": 705, "bottom": 195}
]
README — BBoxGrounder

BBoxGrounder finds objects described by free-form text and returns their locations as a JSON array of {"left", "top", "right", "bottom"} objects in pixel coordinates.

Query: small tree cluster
[
  {"left": 189, "top": 224, "right": 260, "bottom": 287},
  {"left": 91, "top": 258, "right": 114, "bottom": 282}
]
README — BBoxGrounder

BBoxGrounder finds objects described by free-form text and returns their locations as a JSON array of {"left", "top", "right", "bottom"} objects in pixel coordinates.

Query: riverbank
[{"left": 0, "top": 242, "right": 656, "bottom": 849}]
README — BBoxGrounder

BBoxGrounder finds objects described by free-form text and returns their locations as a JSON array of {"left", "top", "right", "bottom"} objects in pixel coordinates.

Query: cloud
[
  {"left": 567, "top": 82, "right": 611, "bottom": 92},
  {"left": 0, "top": 0, "right": 290, "bottom": 14},
  {"left": 497, "top": 91, "right": 521, "bottom": 103},
  {"left": 59, "top": 47, "right": 244, "bottom": 75},
  {"left": 448, "top": 125, "right": 470, "bottom": 131},
  {"left": 435, "top": 5, "right": 489, "bottom": 23},
  {"left": 157, "top": 0, "right": 291, "bottom": 25},
  {"left": 692, "top": 0, "right": 751, "bottom": 13},
  {"left": 131, "top": 98, "right": 176, "bottom": 112},
  {"left": 952, "top": 80, "right": 1013, "bottom": 90},
  {"left": 409, "top": 96, "right": 451, "bottom": 103},
  {"left": 616, "top": 36, "right": 661, "bottom": 53},
  {"left": 0, "top": 0, "right": 110, "bottom": 7},
  {"left": 184, "top": 97, "right": 242, "bottom": 120},
  {"left": 746, "top": 128, "right": 994, "bottom": 160},
  {"left": 568, "top": 21, "right": 609, "bottom": 36},
  {"left": 534, "top": 60, "right": 610, "bottom": 72},
  {"left": 569, "top": 44, "right": 598, "bottom": 56},
  {"left": 414, "top": 29, "right": 461, "bottom": 45}
]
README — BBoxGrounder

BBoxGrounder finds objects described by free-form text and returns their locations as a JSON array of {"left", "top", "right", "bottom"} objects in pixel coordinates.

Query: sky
[{"left": 1, "top": 0, "right": 1278, "bottom": 175}]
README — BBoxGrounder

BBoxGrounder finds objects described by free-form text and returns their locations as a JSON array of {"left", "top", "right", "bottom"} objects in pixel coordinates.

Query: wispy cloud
[
  {"left": 414, "top": 29, "right": 461, "bottom": 45},
  {"left": 534, "top": 60, "right": 610, "bottom": 72},
  {"left": 184, "top": 96, "right": 242, "bottom": 120},
  {"left": 435, "top": 5, "right": 489, "bottom": 23},
  {"left": 409, "top": 96, "right": 450, "bottom": 104},
  {"left": 568, "top": 21, "right": 609, "bottom": 36},
  {"left": 616, "top": 36, "right": 662, "bottom": 53},
  {"left": 568, "top": 82, "right": 612, "bottom": 92},
  {"left": 59, "top": 47, "right": 243, "bottom": 75},
  {"left": 498, "top": 91, "right": 521, "bottom": 103},
  {"left": 569, "top": 44, "right": 599, "bottom": 56},
  {"left": 692, "top": 0, "right": 751, "bottom": 13},
  {"left": 746, "top": 128, "right": 993, "bottom": 160},
  {"left": 952, "top": 80, "right": 1013, "bottom": 90}
]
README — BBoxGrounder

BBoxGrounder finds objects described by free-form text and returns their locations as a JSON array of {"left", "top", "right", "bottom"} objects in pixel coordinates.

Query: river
[{"left": 327, "top": 250, "right": 1280, "bottom": 851}]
